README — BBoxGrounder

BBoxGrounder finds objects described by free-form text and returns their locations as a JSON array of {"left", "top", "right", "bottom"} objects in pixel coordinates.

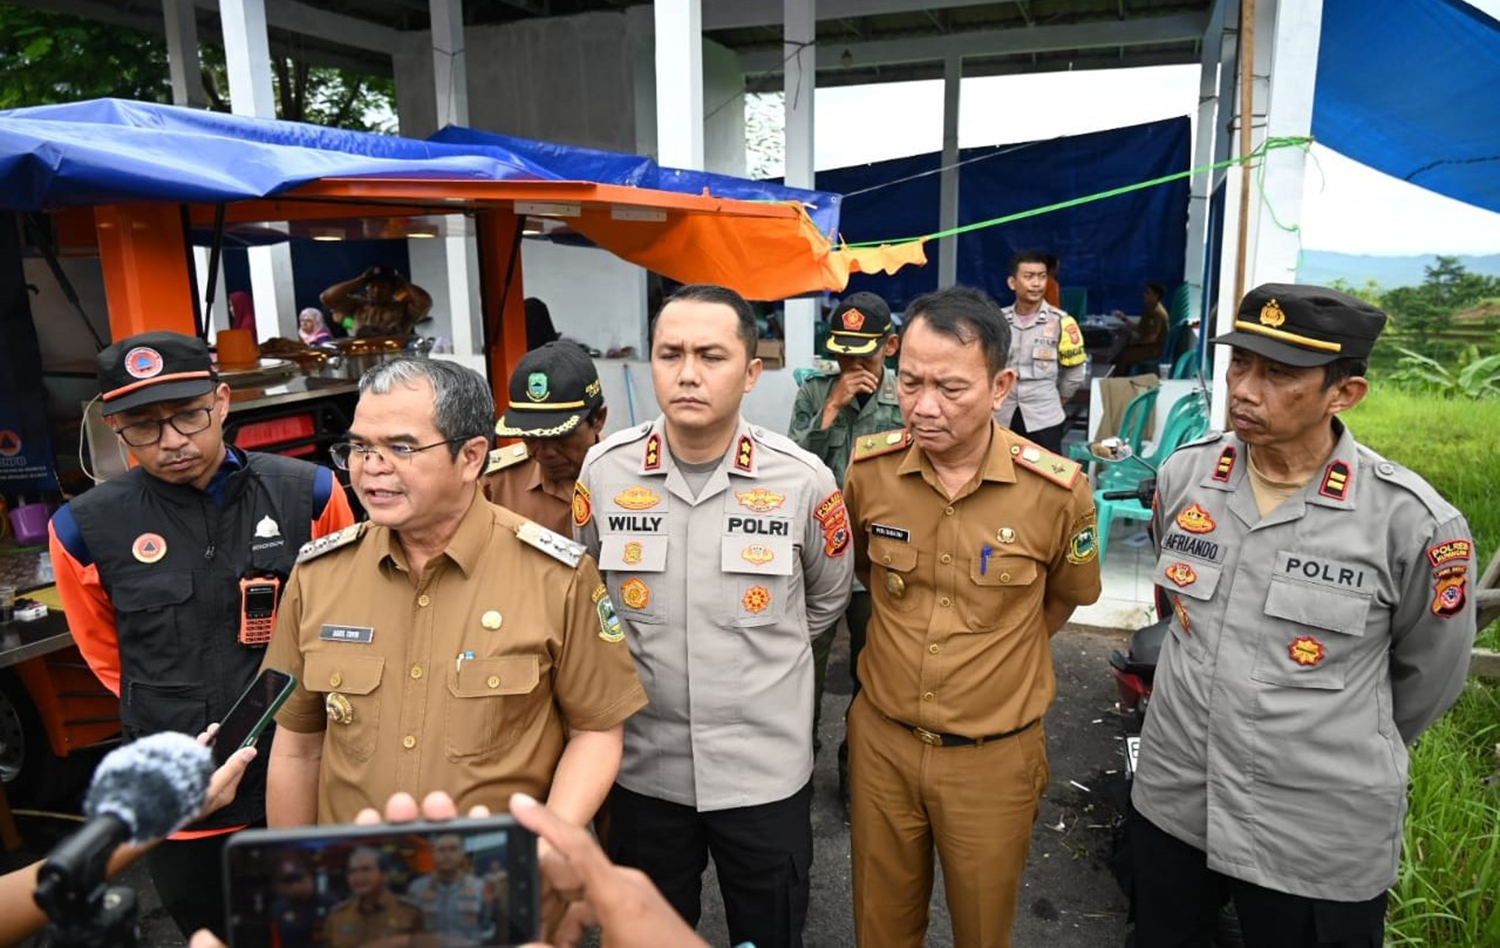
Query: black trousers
[
  {"left": 145, "top": 832, "right": 237, "bottom": 940},
  {"left": 1128, "top": 809, "right": 1387, "bottom": 948},
  {"left": 1008, "top": 412, "right": 1066, "bottom": 454},
  {"left": 607, "top": 782, "right": 812, "bottom": 948}
]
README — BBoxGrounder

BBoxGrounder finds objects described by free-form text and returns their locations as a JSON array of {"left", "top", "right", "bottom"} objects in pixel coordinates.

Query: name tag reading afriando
[{"left": 320, "top": 624, "right": 374, "bottom": 644}]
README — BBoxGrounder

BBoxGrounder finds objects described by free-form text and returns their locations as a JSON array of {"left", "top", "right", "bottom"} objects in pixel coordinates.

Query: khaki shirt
[
  {"left": 265, "top": 492, "right": 647, "bottom": 824},
  {"left": 482, "top": 446, "right": 573, "bottom": 536},
  {"left": 323, "top": 891, "right": 425, "bottom": 947},
  {"left": 844, "top": 423, "right": 1101, "bottom": 737},
  {"left": 996, "top": 302, "right": 1087, "bottom": 430},
  {"left": 575, "top": 417, "right": 854, "bottom": 811},
  {"left": 787, "top": 369, "right": 905, "bottom": 488},
  {"left": 1133, "top": 422, "right": 1476, "bottom": 901}
]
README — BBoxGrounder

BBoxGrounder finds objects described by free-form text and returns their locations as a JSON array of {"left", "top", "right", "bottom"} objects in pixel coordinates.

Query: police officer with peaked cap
[
  {"left": 1129, "top": 284, "right": 1477, "bottom": 947},
  {"left": 485, "top": 341, "right": 608, "bottom": 535}
]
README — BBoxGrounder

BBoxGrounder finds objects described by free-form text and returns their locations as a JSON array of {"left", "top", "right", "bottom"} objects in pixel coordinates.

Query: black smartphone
[
  {"left": 222, "top": 816, "right": 539, "bottom": 947},
  {"left": 212, "top": 668, "right": 297, "bottom": 766}
]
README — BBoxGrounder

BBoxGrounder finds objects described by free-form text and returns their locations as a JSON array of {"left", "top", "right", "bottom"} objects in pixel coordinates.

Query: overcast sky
[{"left": 806, "top": 1, "right": 1500, "bottom": 257}]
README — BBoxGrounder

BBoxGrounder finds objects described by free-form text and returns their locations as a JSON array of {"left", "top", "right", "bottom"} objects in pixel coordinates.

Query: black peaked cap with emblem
[
  {"left": 496, "top": 341, "right": 604, "bottom": 439},
  {"left": 825, "top": 291, "right": 894, "bottom": 356},
  {"left": 1211, "top": 283, "right": 1388, "bottom": 368},
  {"left": 96, "top": 330, "right": 218, "bottom": 416}
]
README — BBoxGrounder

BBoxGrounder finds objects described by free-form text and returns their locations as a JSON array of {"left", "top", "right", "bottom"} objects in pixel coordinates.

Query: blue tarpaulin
[
  {"left": 0, "top": 98, "right": 840, "bottom": 236},
  {"left": 1314, "top": 0, "right": 1500, "bottom": 216},
  {"left": 818, "top": 117, "right": 1191, "bottom": 314}
]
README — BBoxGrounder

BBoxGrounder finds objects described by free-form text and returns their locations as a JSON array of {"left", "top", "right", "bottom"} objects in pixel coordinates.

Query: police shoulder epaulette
[
  {"left": 852, "top": 429, "right": 911, "bottom": 462},
  {"left": 515, "top": 520, "right": 585, "bottom": 568},
  {"left": 484, "top": 443, "right": 529, "bottom": 476},
  {"left": 1362, "top": 446, "right": 1460, "bottom": 523},
  {"left": 296, "top": 522, "right": 368, "bottom": 564},
  {"left": 596, "top": 421, "right": 653, "bottom": 452},
  {"left": 1180, "top": 429, "right": 1226, "bottom": 451},
  {"left": 1012, "top": 443, "right": 1082, "bottom": 489}
]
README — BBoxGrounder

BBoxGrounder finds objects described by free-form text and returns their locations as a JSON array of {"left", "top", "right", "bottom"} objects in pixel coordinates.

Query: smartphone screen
[
  {"left": 213, "top": 668, "right": 297, "bottom": 766},
  {"left": 223, "top": 816, "right": 539, "bottom": 947}
]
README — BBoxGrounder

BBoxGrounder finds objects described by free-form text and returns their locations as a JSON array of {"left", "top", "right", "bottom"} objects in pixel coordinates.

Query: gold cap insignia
[{"left": 1259, "top": 299, "right": 1286, "bottom": 328}]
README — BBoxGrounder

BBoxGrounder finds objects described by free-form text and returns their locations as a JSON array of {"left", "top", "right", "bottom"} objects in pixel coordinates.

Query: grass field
[{"left": 1343, "top": 389, "right": 1500, "bottom": 946}]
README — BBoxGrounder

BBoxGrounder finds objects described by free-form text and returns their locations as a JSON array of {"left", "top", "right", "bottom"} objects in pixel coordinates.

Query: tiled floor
[{"left": 1072, "top": 516, "right": 1159, "bottom": 631}]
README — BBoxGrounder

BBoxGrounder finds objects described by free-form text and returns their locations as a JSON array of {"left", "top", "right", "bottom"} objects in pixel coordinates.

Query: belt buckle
[{"left": 913, "top": 726, "right": 943, "bottom": 747}]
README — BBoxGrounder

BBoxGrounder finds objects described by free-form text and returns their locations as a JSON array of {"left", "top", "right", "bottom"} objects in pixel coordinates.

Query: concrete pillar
[
  {"left": 219, "top": 0, "right": 296, "bottom": 340},
  {"left": 162, "top": 0, "right": 205, "bottom": 108},
  {"left": 430, "top": 0, "right": 469, "bottom": 131},
  {"left": 937, "top": 54, "right": 961, "bottom": 289},
  {"left": 655, "top": 0, "right": 704, "bottom": 169},
  {"left": 782, "top": 0, "right": 817, "bottom": 368},
  {"left": 1182, "top": 0, "right": 1224, "bottom": 315}
]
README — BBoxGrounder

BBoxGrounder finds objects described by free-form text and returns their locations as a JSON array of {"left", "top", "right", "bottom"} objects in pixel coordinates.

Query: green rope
[{"left": 841, "top": 135, "right": 1314, "bottom": 249}]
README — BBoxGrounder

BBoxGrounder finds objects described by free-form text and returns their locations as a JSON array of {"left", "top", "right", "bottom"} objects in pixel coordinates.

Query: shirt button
[
  {"left": 417, "top": 593, "right": 431, "bottom": 607},
  {"left": 402, "top": 735, "right": 416, "bottom": 749},
  {"left": 410, "top": 665, "right": 423, "bottom": 680},
  {"left": 999, "top": 572, "right": 1011, "bottom": 583},
  {"left": 943, "top": 506, "right": 955, "bottom": 516},
  {"left": 922, "top": 691, "right": 935, "bottom": 701},
  {"left": 882, "top": 554, "right": 892, "bottom": 565},
  {"left": 939, "top": 596, "right": 951, "bottom": 607},
  {"left": 487, "top": 675, "right": 501, "bottom": 689},
  {"left": 329, "top": 671, "right": 342, "bottom": 688},
  {"left": 939, "top": 553, "right": 952, "bottom": 564},
  {"left": 929, "top": 643, "right": 940, "bottom": 654}
]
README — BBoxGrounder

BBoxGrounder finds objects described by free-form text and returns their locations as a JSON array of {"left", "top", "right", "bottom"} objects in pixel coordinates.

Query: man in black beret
[{"left": 1127, "top": 284, "right": 1476, "bottom": 948}]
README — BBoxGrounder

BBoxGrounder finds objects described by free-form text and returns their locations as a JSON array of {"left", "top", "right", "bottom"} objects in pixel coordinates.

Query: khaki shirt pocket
[
  {"left": 869, "top": 535, "right": 920, "bottom": 615},
  {"left": 445, "top": 655, "right": 541, "bottom": 759},
  {"left": 958, "top": 555, "right": 1039, "bottom": 630},
  {"left": 1252, "top": 579, "right": 1371, "bottom": 690},
  {"left": 304, "top": 652, "right": 384, "bottom": 761},
  {"left": 1153, "top": 553, "right": 1224, "bottom": 664}
]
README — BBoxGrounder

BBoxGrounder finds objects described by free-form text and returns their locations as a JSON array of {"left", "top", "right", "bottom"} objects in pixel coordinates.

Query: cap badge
[
  {"left": 124, "top": 346, "right": 165, "bottom": 380},
  {"left": 131, "top": 532, "right": 167, "bottom": 564},
  {"left": 1287, "top": 635, "right": 1325, "bottom": 667},
  {"left": 621, "top": 577, "right": 651, "bottom": 610},
  {"left": 742, "top": 585, "right": 772, "bottom": 615},
  {"left": 614, "top": 486, "right": 661, "bottom": 510},
  {"left": 1259, "top": 299, "right": 1286, "bottom": 328},
  {"left": 843, "top": 308, "right": 866, "bottom": 331},
  {"left": 526, "top": 372, "right": 550, "bottom": 401}
]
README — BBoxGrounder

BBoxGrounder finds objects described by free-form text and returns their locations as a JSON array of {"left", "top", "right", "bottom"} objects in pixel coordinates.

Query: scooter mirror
[{"left": 1090, "top": 437, "right": 1133, "bottom": 462}]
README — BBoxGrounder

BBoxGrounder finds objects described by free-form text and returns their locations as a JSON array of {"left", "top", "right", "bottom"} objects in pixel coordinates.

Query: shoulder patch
[
  {"left": 516, "top": 520, "right": 585, "bottom": 568},
  {"left": 852, "top": 428, "right": 911, "bottom": 462},
  {"left": 484, "top": 443, "right": 529, "bottom": 476},
  {"left": 297, "top": 522, "right": 368, "bottom": 563},
  {"left": 1013, "top": 444, "right": 1082, "bottom": 489}
]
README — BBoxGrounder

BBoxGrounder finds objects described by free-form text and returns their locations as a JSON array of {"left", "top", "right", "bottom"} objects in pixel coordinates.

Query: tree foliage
[{"left": 1383, "top": 256, "right": 1500, "bottom": 346}]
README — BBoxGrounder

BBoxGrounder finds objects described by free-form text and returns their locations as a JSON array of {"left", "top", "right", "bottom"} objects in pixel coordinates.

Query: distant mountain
[{"left": 1298, "top": 251, "right": 1500, "bottom": 290}]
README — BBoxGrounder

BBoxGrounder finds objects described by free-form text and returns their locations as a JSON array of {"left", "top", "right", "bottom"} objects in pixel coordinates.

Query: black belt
[{"left": 892, "top": 716, "right": 1039, "bottom": 748}]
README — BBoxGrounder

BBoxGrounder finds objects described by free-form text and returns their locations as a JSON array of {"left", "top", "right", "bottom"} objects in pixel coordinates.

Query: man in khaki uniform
[
  {"left": 844, "top": 286, "right": 1101, "bottom": 947},
  {"left": 575, "top": 284, "right": 852, "bottom": 948},
  {"left": 323, "top": 846, "right": 426, "bottom": 948},
  {"left": 263, "top": 358, "right": 646, "bottom": 827},
  {"left": 484, "top": 341, "right": 608, "bottom": 535},
  {"left": 995, "top": 250, "right": 1087, "bottom": 452}
]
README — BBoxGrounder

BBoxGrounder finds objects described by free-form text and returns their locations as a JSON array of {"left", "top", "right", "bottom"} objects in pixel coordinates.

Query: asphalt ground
[{"left": 6, "top": 625, "right": 1134, "bottom": 947}]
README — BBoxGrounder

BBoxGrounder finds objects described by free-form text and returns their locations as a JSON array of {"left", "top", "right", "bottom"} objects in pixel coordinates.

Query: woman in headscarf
[{"left": 298, "top": 307, "right": 333, "bottom": 345}]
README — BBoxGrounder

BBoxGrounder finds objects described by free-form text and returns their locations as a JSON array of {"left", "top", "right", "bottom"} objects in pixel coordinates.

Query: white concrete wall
[
  {"left": 593, "top": 357, "right": 801, "bottom": 438},
  {"left": 521, "top": 240, "right": 648, "bottom": 357}
]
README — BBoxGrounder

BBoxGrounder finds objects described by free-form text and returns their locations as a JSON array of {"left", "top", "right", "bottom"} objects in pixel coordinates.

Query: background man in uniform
[
  {"left": 269, "top": 855, "right": 331, "bottom": 944},
  {"left": 484, "top": 340, "right": 608, "bottom": 535},
  {"left": 262, "top": 358, "right": 646, "bottom": 830},
  {"left": 1129, "top": 284, "right": 1477, "bottom": 948},
  {"left": 995, "top": 250, "right": 1087, "bottom": 452},
  {"left": 787, "top": 290, "right": 903, "bottom": 800},
  {"left": 1118, "top": 281, "right": 1170, "bottom": 371},
  {"left": 407, "top": 832, "right": 495, "bottom": 945},
  {"left": 320, "top": 265, "right": 434, "bottom": 337},
  {"left": 576, "top": 284, "right": 853, "bottom": 948},
  {"left": 843, "top": 286, "right": 1101, "bottom": 947},
  {"left": 48, "top": 330, "right": 354, "bottom": 938},
  {"left": 323, "top": 846, "right": 425, "bottom": 947}
]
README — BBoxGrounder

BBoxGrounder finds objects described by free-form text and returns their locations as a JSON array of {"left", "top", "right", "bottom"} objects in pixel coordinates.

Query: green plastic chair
[
  {"left": 1068, "top": 386, "right": 1158, "bottom": 470},
  {"left": 1170, "top": 349, "right": 1197, "bottom": 379},
  {"left": 1094, "top": 393, "right": 1211, "bottom": 561},
  {"left": 1167, "top": 283, "right": 1193, "bottom": 324}
]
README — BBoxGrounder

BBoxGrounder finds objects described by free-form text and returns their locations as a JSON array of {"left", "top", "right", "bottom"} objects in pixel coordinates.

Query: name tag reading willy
[{"left": 320, "top": 624, "right": 374, "bottom": 644}]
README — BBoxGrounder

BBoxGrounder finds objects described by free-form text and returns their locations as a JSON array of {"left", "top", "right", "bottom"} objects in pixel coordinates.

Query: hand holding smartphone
[{"left": 212, "top": 668, "right": 297, "bottom": 766}]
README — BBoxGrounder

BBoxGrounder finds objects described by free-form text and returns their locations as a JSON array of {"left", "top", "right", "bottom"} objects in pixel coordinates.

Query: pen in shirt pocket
[
  {"left": 980, "top": 544, "right": 993, "bottom": 575},
  {"left": 455, "top": 649, "right": 475, "bottom": 673}
]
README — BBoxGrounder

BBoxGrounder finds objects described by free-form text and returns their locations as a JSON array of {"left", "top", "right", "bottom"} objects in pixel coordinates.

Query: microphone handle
[{"left": 34, "top": 813, "right": 132, "bottom": 921}]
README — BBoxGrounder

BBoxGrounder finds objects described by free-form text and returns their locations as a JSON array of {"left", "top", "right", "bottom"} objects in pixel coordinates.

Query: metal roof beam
[
  {"left": 738, "top": 11, "right": 1209, "bottom": 72},
  {"left": 705, "top": 0, "right": 1011, "bottom": 32}
]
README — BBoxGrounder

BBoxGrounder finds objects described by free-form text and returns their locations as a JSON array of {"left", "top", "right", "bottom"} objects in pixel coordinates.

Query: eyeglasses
[
  {"left": 114, "top": 407, "right": 215, "bottom": 447},
  {"left": 329, "top": 437, "right": 479, "bottom": 470}
]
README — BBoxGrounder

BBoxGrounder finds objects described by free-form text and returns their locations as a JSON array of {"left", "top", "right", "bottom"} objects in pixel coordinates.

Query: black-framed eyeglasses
[
  {"left": 114, "top": 407, "right": 215, "bottom": 447},
  {"left": 329, "top": 437, "right": 479, "bottom": 470}
]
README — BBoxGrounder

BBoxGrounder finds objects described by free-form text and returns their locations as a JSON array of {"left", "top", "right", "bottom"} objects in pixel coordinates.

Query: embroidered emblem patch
[
  {"left": 735, "top": 435, "right": 754, "bottom": 472},
  {"left": 526, "top": 372, "right": 550, "bottom": 401},
  {"left": 1067, "top": 523, "right": 1097, "bottom": 565},
  {"left": 1164, "top": 561, "right": 1198, "bottom": 587},
  {"left": 814, "top": 490, "right": 850, "bottom": 558},
  {"left": 741, "top": 544, "right": 775, "bottom": 566},
  {"left": 1432, "top": 565, "right": 1468, "bottom": 618},
  {"left": 843, "top": 308, "right": 866, "bottom": 331},
  {"left": 742, "top": 585, "right": 772, "bottom": 614},
  {"left": 572, "top": 481, "right": 592, "bottom": 528},
  {"left": 615, "top": 486, "right": 661, "bottom": 510},
  {"left": 254, "top": 516, "right": 280, "bottom": 539},
  {"left": 124, "top": 346, "right": 164, "bottom": 379},
  {"left": 644, "top": 433, "right": 662, "bottom": 471},
  {"left": 596, "top": 596, "right": 624, "bottom": 643},
  {"left": 131, "top": 532, "right": 167, "bottom": 564},
  {"left": 592, "top": 584, "right": 608, "bottom": 604},
  {"left": 1427, "top": 539, "right": 1472, "bottom": 568},
  {"left": 1319, "top": 460, "right": 1351, "bottom": 501},
  {"left": 620, "top": 578, "right": 651, "bottom": 611},
  {"left": 1175, "top": 503, "right": 1216, "bottom": 534},
  {"left": 735, "top": 487, "right": 787, "bottom": 513},
  {"left": 1213, "top": 445, "right": 1237, "bottom": 482},
  {"left": 1288, "top": 635, "right": 1326, "bottom": 667},
  {"left": 623, "top": 541, "right": 644, "bottom": 565},
  {"left": 1259, "top": 298, "right": 1286, "bottom": 328}
]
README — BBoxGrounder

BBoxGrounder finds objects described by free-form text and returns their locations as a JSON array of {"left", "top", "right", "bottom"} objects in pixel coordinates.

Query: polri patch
[
  {"left": 1432, "top": 565, "right": 1468, "bottom": 618},
  {"left": 572, "top": 481, "right": 593, "bottom": 528},
  {"left": 871, "top": 523, "right": 910, "bottom": 542},
  {"left": 320, "top": 624, "right": 374, "bottom": 644},
  {"left": 1427, "top": 539, "right": 1472, "bottom": 568},
  {"left": 621, "top": 577, "right": 651, "bottom": 611}
]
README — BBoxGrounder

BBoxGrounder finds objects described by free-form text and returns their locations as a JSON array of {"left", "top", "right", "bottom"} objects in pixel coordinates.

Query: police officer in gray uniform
[
  {"left": 1130, "top": 284, "right": 1477, "bottom": 948},
  {"left": 574, "top": 284, "right": 852, "bottom": 948}
]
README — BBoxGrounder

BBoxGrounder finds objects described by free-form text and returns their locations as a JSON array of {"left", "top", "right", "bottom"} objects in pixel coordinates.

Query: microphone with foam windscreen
[{"left": 33, "top": 732, "right": 214, "bottom": 947}]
